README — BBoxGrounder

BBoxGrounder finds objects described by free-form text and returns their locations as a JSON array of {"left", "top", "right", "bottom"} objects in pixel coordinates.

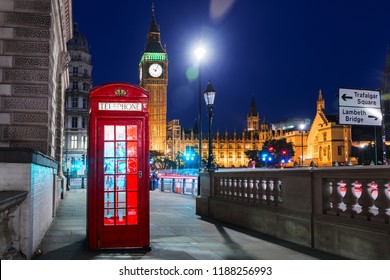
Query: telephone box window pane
[
  {"left": 104, "top": 209, "right": 115, "bottom": 226},
  {"left": 104, "top": 175, "right": 114, "bottom": 191},
  {"left": 104, "top": 142, "right": 114, "bottom": 157},
  {"left": 104, "top": 158, "right": 115, "bottom": 174},
  {"left": 126, "top": 175, "right": 137, "bottom": 191},
  {"left": 127, "top": 192, "right": 137, "bottom": 208},
  {"left": 116, "top": 142, "right": 126, "bottom": 157},
  {"left": 127, "top": 208, "right": 138, "bottom": 225},
  {"left": 127, "top": 125, "right": 137, "bottom": 140},
  {"left": 116, "top": 175, "right": 126, "bottom": 190},
  {"left": 116, "top": 192, "right": 126, "bottom": 208},
  {"left": 116, "top": 209, "right": 126, "bottom": 225},
  {"left": 104, "top": 126, "right": 114, "bottom": 140},
  {"left": 127, "top": 158, "right": 137, "bottom": 173},
  {"left": 116, "top": 126, "right": 126, "bottom": 140},
  {"left": 127, "top": 142, "right": 137, "bottom": 157},
  {"left": 104, "top": 192, "right": 114, "bottom": 208},
  {"left": 117, "top": 159, "right": 126, "bottom": 174}
]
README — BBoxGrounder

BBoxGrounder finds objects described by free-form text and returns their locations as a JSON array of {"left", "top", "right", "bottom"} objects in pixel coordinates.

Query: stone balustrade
[{"left": 196, "top": 166, "right": 390, "bottom": 259}]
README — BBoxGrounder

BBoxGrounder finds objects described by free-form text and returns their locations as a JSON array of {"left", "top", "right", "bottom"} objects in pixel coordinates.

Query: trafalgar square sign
[{"left": 339, "top": 88, "right": 382, "bottom": 126}]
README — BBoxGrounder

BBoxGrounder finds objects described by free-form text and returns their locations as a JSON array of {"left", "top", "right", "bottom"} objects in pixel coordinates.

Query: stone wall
[
  {"left": 197, "top": 166, "right": 390, "bottom": 259},
  {"left": 0, "top": 148, "right": 58, "bottom": 259},
  {"left": 0, "top": 0, "right": 72, "bottom": 168}
]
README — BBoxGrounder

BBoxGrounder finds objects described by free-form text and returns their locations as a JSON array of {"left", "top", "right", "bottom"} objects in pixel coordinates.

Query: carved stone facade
[
  {"left": 0, "top": 0, "right": 73, "bottom": 170},
  {"left": 167, "top": 91, "right": 355, "bottom": 168}
]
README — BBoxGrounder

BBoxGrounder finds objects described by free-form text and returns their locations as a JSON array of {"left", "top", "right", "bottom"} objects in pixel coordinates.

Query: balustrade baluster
[
  {"left": 250, "top": 178, "right": 256, "bottom": 202},
  {"left": 232, "top": 178, "right": 237, "bottom": 200},
  {"left": 266, "top": 179, "right": 274, "bottom": 205},
  {"left": 240, "top": 179, "right": 246, "bottom": 201},
  {"left": 223, "top": 178, "right": 229, "bottom": 198},
  {"left": 246, "top": 178, "right": 250, "bottom": 201},
  {"left": 372, "top": 180, "right": 390, "bottom": 223},
  {"left": 261, "top": 179, "right": 267, "bottom": 204},
  {"left": 253, "top": 179, "right": 260, "bottom": 203},
  {"left": 357, "top": 179, "right": 374, "bottom": 220},
  {"left": 341, "top": 179, "right": 358, "bottom": 218},
  {"left": 327, "top": 179, "right": 343, "bottom": 215},
  {"left": 236, "top": 178, "right": 242, "bottom": 200},
  {"left": 247, "top": 178, "right": 254, "bottom": 202},
  {"left": 272, "top": 179, "right": 282, "bottom": 205},
  {"left": 226, "top": 178, "right": 233, "bottom": 199}
]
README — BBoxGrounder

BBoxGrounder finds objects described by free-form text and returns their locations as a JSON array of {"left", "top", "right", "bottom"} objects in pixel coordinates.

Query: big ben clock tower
[{"left": 139, "top": 3, "right": 168, "bottom": 153}]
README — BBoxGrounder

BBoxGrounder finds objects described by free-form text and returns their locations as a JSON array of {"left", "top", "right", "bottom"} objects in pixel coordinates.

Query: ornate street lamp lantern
[{"left": 203, "top": 80, "right": 216, "bottom": 172}]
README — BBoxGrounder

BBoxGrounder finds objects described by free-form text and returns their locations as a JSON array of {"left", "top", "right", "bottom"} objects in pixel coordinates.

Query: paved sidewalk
[{"left": 34, "top": 188, "right": 343, "bottom": 260}]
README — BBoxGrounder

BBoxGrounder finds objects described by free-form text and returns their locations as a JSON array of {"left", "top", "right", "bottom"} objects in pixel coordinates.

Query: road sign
[
  {"left": 339, "top": 107, "right": 382, "bottom": 126},
  {"left": 339, "top": 88, "right": 382, "bottom": 126}
]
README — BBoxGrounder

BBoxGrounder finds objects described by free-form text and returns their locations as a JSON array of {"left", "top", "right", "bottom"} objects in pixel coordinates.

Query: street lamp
[
  {"left": 194, "top": 46, "right": 206, "bottom": 195},
  {"left": 194, "top": 46, "right": 206, "bottom": 166},
  {"left": 203, "top": 80, "right": 216, "bottom": 172},
  {"left": 299, "top": 123, "right": 305, "bottom": 166}
]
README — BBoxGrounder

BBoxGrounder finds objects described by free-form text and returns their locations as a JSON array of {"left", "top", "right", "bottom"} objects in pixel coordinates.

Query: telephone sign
[{"left": 87, "top": 83, "right": 150, "bottom": 250}]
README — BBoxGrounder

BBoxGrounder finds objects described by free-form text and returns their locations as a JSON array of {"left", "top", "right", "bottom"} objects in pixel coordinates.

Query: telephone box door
[
  {"left": 87, "top": 83, "right": 149, "bottom": 249},
  {"left": 98, "top": 120, "right": 147, "bottom": 248}
]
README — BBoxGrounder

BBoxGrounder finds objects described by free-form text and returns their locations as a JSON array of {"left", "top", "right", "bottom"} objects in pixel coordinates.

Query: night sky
[{"left": 73, "top": 0, "right": 390, "bottom": 133}]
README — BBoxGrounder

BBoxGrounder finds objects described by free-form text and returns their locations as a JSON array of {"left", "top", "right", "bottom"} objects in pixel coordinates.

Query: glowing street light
[
  {"left": 194, "top": 46, "right": 206, "bottom": 62},
  {"left": 194, "top": 45, "right": 207, "bottom": 196}
]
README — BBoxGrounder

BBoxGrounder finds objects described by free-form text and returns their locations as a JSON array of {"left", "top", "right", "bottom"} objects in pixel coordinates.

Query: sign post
[
  {"left": 339, "top": 88, "right": 382, "bottom": 165},
  {"left": 339, "top": 88, "right": 382, "bottom": 126}
]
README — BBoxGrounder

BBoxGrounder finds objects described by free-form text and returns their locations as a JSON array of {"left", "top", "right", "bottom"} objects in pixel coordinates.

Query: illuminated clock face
[{"left": 149, "top": 63, "right": 162, "bottom": 78}]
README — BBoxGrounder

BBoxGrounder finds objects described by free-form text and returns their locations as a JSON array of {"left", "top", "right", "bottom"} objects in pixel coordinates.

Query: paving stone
[{"left": 34, "top": 188, "right": 343, "bottom": 260}]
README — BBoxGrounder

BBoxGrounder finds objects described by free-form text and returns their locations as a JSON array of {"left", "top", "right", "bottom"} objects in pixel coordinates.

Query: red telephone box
[{"left": 87, "top": 82, "right": 150, "bottom": 249}]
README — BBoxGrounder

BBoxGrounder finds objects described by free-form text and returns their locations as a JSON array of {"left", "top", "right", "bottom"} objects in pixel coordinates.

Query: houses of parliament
[{"left": 139, "top": 5, "right": 390, "bottom": 168}]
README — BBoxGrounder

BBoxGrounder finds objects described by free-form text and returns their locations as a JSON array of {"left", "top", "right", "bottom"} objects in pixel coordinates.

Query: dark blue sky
[{"left": 73, "top": 0, "right": 390, "bottom": 132}]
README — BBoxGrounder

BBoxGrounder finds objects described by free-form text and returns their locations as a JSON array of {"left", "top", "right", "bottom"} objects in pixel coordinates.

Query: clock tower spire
[{"left": 139, "top": 3, "right": 168, "bottom": 153}]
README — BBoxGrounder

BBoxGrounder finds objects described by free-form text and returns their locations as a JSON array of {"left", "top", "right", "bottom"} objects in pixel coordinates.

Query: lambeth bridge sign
[{"left": 338, "top": 88, "right": 382, "bottom": 126}]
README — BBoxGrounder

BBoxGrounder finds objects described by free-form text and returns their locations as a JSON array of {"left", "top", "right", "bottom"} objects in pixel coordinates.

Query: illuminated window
[
  {"left": 71, "top": 135, "right": 77, "bottom": 149},
  {"left": 82, "top": 136, "right": 88, "bottom": 149}
]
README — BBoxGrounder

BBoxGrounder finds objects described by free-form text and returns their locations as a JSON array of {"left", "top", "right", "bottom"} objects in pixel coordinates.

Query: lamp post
[
  {"left": 194, "top": 46, "right": 206, "bottom": 195},
  {"left": 360, "top": 143, "right": 365, "bottom": 165},
  {"left": 299, "top": 123, "right": 305, "bottom": 166},
  {"left": 203, "top": 81, "right": 216, "bottom": 172}
]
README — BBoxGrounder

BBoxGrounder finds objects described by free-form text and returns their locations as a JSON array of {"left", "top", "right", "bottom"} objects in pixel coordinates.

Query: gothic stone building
[{"left": 167, "top": 91, "right": 353, "bottom": 168}]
